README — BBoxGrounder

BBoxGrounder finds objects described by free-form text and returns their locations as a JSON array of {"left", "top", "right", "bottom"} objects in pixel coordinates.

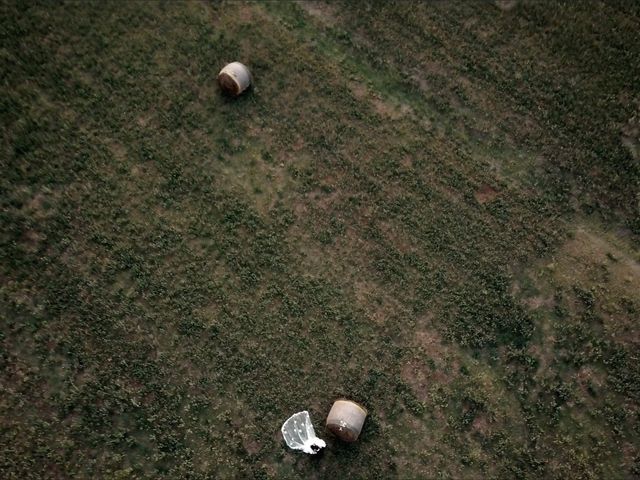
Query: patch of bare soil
[
  {"left": 401, "top": 361, "right": 431, "bottom": 402},
  {"left": 379, "top": 221, "right": 415, "bottom": 254},
  {"left": 471, "top": 413, "right": 490, "bottom": 435},
  {"left": 347, "top": 80, "right": 368, "bottom": 100},
  {"left": 401, "top": 326, "right": 458, "bottom": 401},
  {"left": 372, "top": 96, "right": 413, "bottom": 120},
  {"left": 306, "top": 187, "right": 341, "bottom": 211},
  {"left": 523, "top": 294, "right": 555, "bottom": 310},
  {"left": 105, "top": 138, "right": 127, "bottom": 162},
  {"left": 347, "top": 80, "right": 413, "bottom": 120},
  {"left": 573, "top": 366, "right": 604, "bottom": 398},
  {"left": 136, "top": 112, "right": 155, "bottom": 128},
  {"left": 235, "top": 3, "right": 256, "bottom": 23},
  {"left": 24, "top": 191, "right": 57, "bottom": 220},
  {"left": 243, "top": 438, "right": 261, "bottom": 456},
  {"left": 21, "top": 229, "right": 44, "bottom": 253},
  {"left": 556, "top": 226, "right": 640, "bottom": 296},
  {"left": 621, "top": 442, "right": 639, "bottom": 475},
  {"left": 411, "top": 61, "right": 449, "bottom": 90},
  {"left": 414, "top": 325, "right": 447, "bottom": 357},
  {"left": 621, "top": 112, "right": 639, "bottom": 160},
  {"left": 546, "top": 224, "right": 640, "bottom": 345},
  {"left": 495, "top": 0, "right": 518, "bottom": 11},
  {"left": 474, "top": 184, "right": 499, "bottom": 204},
  {"left": 297, "top": 0, "right": 338, "bottom": 27}
]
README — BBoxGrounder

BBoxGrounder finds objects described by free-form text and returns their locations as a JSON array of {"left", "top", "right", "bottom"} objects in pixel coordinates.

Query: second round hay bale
[
  {"left": 218, "top": 62, "right": 252, "bottom": 96},
  {"left": 326, "top": 399, "right": 368, "bottom": 442}
]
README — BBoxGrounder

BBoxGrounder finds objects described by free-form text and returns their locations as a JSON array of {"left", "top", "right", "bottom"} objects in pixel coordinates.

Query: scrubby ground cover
[{"left": 1, "top": 0, "right": 639, "bottom": 478}]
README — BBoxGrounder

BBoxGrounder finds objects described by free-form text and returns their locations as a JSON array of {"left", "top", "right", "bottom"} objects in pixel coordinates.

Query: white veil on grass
[{"left": 281, "top": 411, "right": 326, "bottom": 454}]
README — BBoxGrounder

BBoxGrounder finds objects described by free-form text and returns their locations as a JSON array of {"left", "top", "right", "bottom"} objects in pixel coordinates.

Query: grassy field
[{"left": 1, "top": 0, "right": 639, "bottom": 478}]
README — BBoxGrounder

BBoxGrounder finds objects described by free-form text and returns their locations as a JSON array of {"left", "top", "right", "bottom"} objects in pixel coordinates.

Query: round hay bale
[
  {"left": 326, "top": 399, "right": 367, "bottom": 442},
  {"left": 218, "top": 62, "right": 252, "bottom": 96}
]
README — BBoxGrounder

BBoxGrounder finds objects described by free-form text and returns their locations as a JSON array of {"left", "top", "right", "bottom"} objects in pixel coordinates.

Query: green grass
[{"left": 1, "top": 0, "right": 639, "bottom": 478}]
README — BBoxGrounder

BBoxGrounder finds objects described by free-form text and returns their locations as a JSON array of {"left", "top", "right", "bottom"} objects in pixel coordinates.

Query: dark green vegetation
[{"left": 2, "top": 0, "right": 639, "bottom": 478}]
